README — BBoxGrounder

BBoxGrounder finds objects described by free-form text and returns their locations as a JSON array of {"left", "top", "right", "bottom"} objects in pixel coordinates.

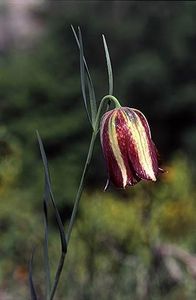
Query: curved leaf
[{"left": 102, "top": 34, "right": 113, "bottom": 96}]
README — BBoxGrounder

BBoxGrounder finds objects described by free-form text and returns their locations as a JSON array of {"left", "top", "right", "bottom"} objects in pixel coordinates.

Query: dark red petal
[{"left": 100, "top": 110, "right": 125, "bottom": 188}]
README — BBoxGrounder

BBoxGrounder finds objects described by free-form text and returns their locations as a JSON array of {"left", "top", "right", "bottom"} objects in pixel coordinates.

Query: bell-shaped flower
[{"left": 100, "top": 107, "right": 162, "bottom": 189}]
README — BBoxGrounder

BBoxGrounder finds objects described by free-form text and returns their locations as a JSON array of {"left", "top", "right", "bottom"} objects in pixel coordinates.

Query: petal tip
[
  {"left": 104, "top": 178, "right": 110, "bottom": 191},
  {"left": 151, "top": 174, "right": 157, "bottom": 181}
]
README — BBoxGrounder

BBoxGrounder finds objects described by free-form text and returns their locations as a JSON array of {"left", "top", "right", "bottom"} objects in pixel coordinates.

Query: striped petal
[
  {"left": 114, "top": 110, "right": 140, "bottom": 186},
  {"left": 123, "top": 108, "right": 158, "bottom": 181},
  {"left": 100, "top": 109, "right": 139, "bottom": 188}
]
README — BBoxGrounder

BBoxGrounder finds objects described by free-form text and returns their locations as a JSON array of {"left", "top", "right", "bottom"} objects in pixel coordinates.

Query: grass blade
[
  {"left": 29, "top": 249, "right": 38, "bottom": 300},
  {"left": 102, "top": 34, "right": 113, "bottom": 95}
]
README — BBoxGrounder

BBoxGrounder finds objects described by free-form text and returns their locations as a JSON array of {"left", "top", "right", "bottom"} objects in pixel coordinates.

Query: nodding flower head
[{"left": 100, "top": 107, "right": 163, "bottom": 189}]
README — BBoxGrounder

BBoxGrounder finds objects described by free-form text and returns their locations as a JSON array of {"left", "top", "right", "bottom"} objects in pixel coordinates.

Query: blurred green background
[{"left": 0, "top": 1, "right": 195, "bottom": 299}]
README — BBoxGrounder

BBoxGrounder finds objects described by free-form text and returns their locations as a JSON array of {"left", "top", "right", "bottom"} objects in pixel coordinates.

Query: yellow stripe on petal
[
  {"left": 132, "top": 108, "right": 152, "bottom": 138},
  {"left": 108, "top": 111, "right": 128, "bottom": 188},
  {"left": 124, "top": 110, "right": 156, "bottom": 181}
]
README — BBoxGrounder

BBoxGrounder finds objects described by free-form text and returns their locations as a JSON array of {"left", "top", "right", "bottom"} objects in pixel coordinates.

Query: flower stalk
[
  {"left": 66, "top": 131, "right": 96, "bottom": 245},
  {"left": 66, "top": 94, "right": 122, "bottom": 245}
]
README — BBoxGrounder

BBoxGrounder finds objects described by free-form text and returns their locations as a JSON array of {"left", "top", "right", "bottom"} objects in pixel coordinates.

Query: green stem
[
  {"left": 66, "top": 131, "right": 96, "bottom": 244},
  {"left": 66, "top": 94, "right": 121, "bottom": 244},
  {"left": 100, "top": 95, "right": 121, "bottom": 110},
  {"left": 49, "top": 252, "right": 65, "bottom": 300}
]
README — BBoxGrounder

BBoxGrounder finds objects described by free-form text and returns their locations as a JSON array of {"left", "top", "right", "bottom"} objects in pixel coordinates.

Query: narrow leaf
[
  {"left": 78, "top": 27, "right": 97, "bottom": 125},
  {"left": 102, "top": 34, "right": 113, "bottom": 95},
  {"left": 78, "top": 28, "right": 91, "bottom": 124},
  {"left": 29, "top": 249, "right": 38, "bottom": 300},
  {"left": 86, "top": 75, "right": 96, "bottom": 122},
  {"left": 71, "top": 25, "right": 95, "bottom": 91},
  {"left": 71, "top": 25, "right": 97, "bottom": 127},
  {"left": 43, "top": 176, "right": 51, "bottom": 298},
  {"left": 36, "top": 131, "right": 67, "bottom": 254}
]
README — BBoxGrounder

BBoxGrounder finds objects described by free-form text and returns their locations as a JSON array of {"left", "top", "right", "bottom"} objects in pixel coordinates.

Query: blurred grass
[{"left": 0, "top": 150, "right": 195, "bottom": 299}]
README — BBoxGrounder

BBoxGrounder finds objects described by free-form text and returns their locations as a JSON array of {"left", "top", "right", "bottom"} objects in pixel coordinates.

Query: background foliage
[{"left": 0, "top": 1, "right": 195, "bottom": 299}]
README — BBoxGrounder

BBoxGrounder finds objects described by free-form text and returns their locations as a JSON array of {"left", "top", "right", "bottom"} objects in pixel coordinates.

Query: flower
[{"left": 100, "top": 107, "right": 162, "bottom": 189}]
